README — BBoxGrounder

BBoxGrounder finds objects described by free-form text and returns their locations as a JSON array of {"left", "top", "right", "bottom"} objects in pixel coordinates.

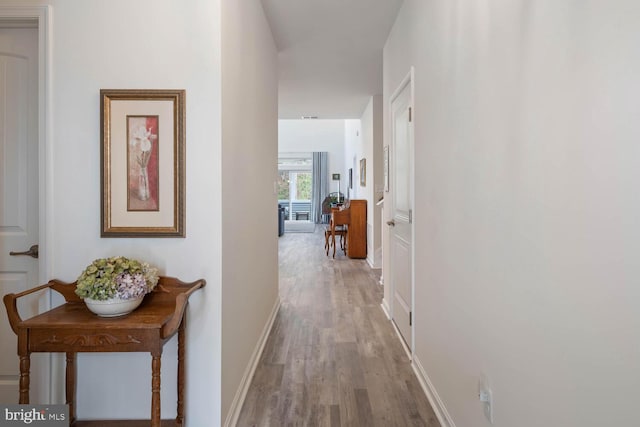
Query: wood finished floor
[{"left": 237, "top": 229, "right": 440, "bottom": 427}]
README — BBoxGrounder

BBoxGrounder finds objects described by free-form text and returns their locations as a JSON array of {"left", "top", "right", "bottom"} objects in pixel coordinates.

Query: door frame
[
  {"left": 387, "top": 66, "right": 415, "bottom": 357},
  {"left": 0, "top": 4, "right": 53, "bottom": 401}
]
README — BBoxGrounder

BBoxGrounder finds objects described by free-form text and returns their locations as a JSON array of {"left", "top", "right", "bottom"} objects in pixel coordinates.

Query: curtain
[{"left": 311, "top": 152, "right": 328, "bottom": 223}]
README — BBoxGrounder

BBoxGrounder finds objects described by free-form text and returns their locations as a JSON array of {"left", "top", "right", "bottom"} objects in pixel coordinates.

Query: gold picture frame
[{"left": 101, "top": 89, "right": 186, "bottom": 237}]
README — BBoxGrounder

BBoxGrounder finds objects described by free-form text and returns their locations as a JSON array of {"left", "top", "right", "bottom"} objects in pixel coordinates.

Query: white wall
[
  {"left": 343, "top": 119, "right": 361, "bottom": 201},
  {"left": 343, "top": 97, "right": 383, "bottom": 267},
  {"left": 384, "top": 1, "right": 640, "bottom": 427},
  {"left": 0, "top": 1, "right": 222, "bottom": 424},
  {"left": 221, "top": 0, "right": 278, "bottom": 424},
  {"left": 279, "top": 120, "right": 346, "bottom": 195},
  {"left": 360, "top": 96, "right": 384, "bottom": 267}
]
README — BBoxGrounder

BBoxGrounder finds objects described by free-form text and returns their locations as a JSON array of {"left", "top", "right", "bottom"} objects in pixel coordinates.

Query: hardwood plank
[
  {"left": 330, "top": 404, "right": 341, "bottom": 427},
  {"left": 236, "top": 229, "right": 440, "bottom": 426},
  {"left": 354, "top": 388, "right": 374, "bottom": 427}
]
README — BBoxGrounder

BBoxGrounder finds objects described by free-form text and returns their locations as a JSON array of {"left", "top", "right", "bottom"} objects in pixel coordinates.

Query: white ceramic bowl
[{"left": 84, "top": 296, "right": 144, "bottom": 317}]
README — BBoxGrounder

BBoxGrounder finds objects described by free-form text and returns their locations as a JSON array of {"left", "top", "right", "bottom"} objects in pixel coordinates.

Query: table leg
[
  {"left": 176, "top": 315, "right": 186, "bottom": 427},
  {"left": 66, "top": 352, "right": 77, "bottom": 425},
  {"left": 151, "top": 352, "right": 162, "bottom": 427},
  {"left": 19, "top": 354, "right": 30, "bottom": 404}
]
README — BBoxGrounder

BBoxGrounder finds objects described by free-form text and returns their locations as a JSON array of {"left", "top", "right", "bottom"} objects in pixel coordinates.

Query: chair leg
[
  {"left": 342, "top": 231, "right": 347, "bottom": 254},
  {"left": 324, "top": 230, "right": 330, "bottom": 256},
  {"left": 332, "top": 232, "right": 337, "bottom": 258}
]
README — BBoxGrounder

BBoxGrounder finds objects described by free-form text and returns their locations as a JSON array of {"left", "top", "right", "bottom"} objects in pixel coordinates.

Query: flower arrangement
[
  {"left": 130, "top": 124, "right": 157, "bottom": 201},
  {"left": 75, "top": 256, "right": 159, "bottom": 301}
]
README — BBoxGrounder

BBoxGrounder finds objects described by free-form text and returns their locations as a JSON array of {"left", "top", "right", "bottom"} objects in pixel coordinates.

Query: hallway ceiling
[{"left": 260, "top": 0, "right": 403, "bottom": 119}]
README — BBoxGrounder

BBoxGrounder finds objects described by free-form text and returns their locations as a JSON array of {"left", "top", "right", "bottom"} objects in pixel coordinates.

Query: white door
[
  {"left": 0, "top": 25, "right": 46, "bottom": 404},
  {"left": 390, "top": 74, "right": 413, "bottom": 350}
]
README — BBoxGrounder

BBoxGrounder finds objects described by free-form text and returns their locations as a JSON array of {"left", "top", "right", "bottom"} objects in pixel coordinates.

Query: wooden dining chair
[
  {"left": 325, "top": 208, "right": 348, "bottom": 258},
  {"left": 324, "top": 223, "right": 346, "bottom": 257}
]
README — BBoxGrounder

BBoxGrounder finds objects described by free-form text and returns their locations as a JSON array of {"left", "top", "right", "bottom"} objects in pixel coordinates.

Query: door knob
[
  {"left": 386, "top": 220, "right": 395, "bottom": 227},
  {"left": 10, "top": 244, "right": 39, "bottom": 259}
]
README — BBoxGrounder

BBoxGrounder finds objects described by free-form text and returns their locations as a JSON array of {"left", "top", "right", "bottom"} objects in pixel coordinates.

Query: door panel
[
  {"left": 0, "top": 26, "right": 43, "bottom": 404},
  {"left": 392, "top": 237, "right": 411, "bottom": 341},
  {"left": 391, "top": 78, "right": 413, "bottom": 349}
]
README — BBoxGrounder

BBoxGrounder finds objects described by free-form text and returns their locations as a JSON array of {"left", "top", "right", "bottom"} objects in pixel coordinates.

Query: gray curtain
[{"left": 311, "top": 152, "right": 328, "bottom": 223}]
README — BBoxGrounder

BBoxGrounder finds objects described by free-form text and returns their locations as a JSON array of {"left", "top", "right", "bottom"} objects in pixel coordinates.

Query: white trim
[
  {"left": 224, "top": 297, "right": 281, "bottom": 427},
  {"left": 374, "top": 246, "right": 382, "bottom": 269},
  {"left": 391, "top": 317, "right": 411, "bottom": 361},
  {"left": 413, "top": 355, "right": 457, "bottom": 427},
  {"left": 366, "top": 242, "right": 383, "bottom": 269},
  {"left": 383, "top": 290, "right": 412, "bottom": 364},
  {"left": 388, "top": 66, "right": 416, "bottom": 355},
  {"left": 389, "top": 67, "right": 413, "bottom": 104},
  {"left": 380, "top": 300, "right": 391, "bottom": 319},
  {"left": 0, "top": 3, "right": 53, "bottom": 403},
  {"left": 408, "top": 66, "right": 416, "bottom": 360},
  {"left": 367, "top": 257, "right": 375, "bottom": 268}
]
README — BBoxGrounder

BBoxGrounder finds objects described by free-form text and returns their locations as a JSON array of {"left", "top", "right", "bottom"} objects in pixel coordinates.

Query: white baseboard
[
  {"left": 374, "top": 246, "right": 382, "bottom": 268},
  {"left": 412, "top": 355, "right": 456, "bottom": 427},
  {"left": 390, "top": 316, "right": 411, "bottom": 361},
  {"left": 381, "top": 300, "right": 410, "bottom": 360},
  {"left": 224, "top": 297, "right": 281, "bottom": 427},
  {"left": 366, "top": 247, "right": 383, "bottom": 269},
  {"left": 380, "top": 299, "right": 391, "bottom": 319}
]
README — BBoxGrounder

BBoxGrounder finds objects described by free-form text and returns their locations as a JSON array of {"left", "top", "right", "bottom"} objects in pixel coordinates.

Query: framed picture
[
  {"left": 101, "top": 89, "right": 186, "bottom": 237},
  {"left": 360, "top": 158, "right": 366, "bottom": 186},
  {"left": 332, "top": 173, "right": 340, "bottom": 180},
  {"left": 383, "top": 145, "right": 389, "bottom": 192},
  {"left": 348, "top": 168, "right": 353, "bottom": 189}
]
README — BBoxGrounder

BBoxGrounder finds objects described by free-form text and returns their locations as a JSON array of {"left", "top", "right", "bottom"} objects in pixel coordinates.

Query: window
[
  {"left": 277, "top": 171, "right": 290, "bottom": 200},
  {"left": 295, "top": 172, "right": 311, "bottom": 200},
  {"left": 278, "top": 153, "right": 313, "bottom": 220}
]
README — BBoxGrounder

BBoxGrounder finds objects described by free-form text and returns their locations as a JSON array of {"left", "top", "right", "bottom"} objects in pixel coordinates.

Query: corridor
[{"left": 237, "top": 229, "right": 440, "bottom": 426}]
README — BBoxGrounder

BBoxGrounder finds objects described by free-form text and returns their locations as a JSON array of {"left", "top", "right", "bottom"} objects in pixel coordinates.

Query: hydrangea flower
[{"left": 75, "top": 256, "right": 159, "bottom": 301}]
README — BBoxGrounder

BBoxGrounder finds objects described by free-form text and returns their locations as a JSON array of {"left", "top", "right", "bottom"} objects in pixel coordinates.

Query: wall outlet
[{"left": 478, "top": 373, "right": 494, "bottom": 424}]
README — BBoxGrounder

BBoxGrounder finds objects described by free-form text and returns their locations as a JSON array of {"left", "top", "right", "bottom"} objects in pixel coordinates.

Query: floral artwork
[
  {"left": 101, "top": 89, "right": 185, "bottom": 237},
  {"left": 127, "top": 116, "right": 159, "bottom": 211}
]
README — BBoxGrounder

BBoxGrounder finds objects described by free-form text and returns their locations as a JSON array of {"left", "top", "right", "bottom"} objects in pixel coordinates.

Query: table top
[
  {"left": 21, "top": 297, "right": 175, "bottom": 330},
  {"left": 5, "top": 276, "right": 206, "bottom": 339}
]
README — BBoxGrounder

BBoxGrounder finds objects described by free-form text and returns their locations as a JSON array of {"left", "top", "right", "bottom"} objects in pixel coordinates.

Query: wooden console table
[{"left": 3, "top": 276, "right": 206, "bottom": 427}]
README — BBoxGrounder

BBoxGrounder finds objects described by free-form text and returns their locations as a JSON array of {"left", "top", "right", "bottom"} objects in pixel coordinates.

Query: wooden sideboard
[{"left": 3, "top": 276, "right": 205, "bottom": 427}]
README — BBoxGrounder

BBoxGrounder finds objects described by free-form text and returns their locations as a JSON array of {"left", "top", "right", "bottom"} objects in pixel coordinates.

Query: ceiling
[{"left": 260, "top": 0, "right": 404, "bottom": 119}]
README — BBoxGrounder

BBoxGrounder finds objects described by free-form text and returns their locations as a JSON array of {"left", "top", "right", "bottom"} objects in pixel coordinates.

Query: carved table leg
[
  {"left": 151, "top": 352, "right": 162, "bottom": 427},
  {"left": 19, "top": 354, "right": 30, "bottom": 404},
  {"left": 66, "top": 352, "right": 77, "bottom": 425},
  {"left": 176, "top": 315, "right": 186, "bottom": 426}
]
